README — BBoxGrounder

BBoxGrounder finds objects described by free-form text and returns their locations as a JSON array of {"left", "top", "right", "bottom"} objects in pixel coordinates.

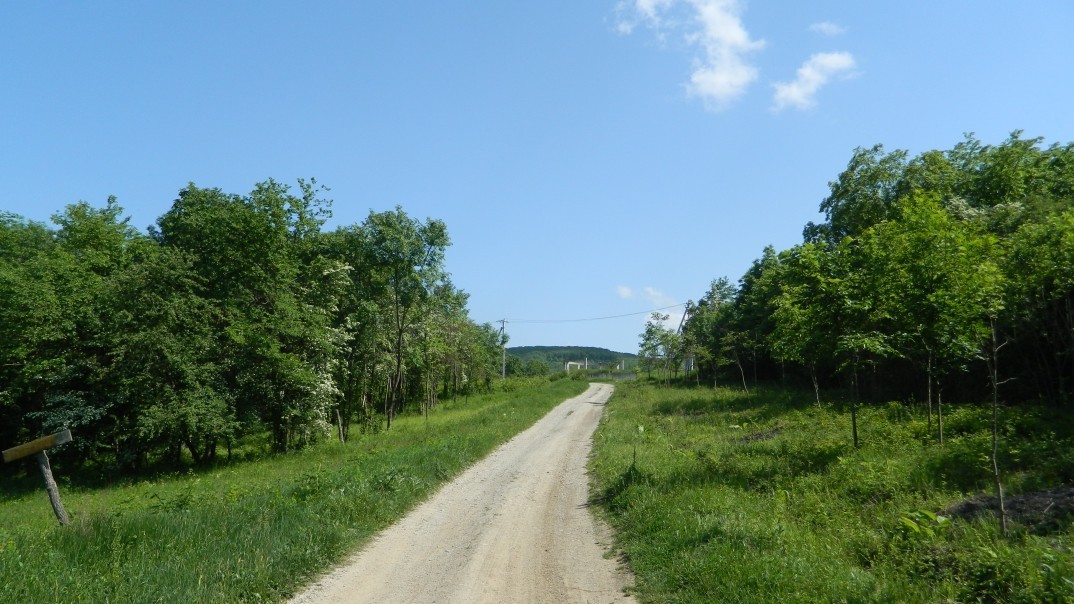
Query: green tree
[
  {"left": 770, "top": 244, "right": 837, "bottom": 403},
  {"left": 1004, "top": 208, "right": 1074, "bottom": 399},
  {"left": 806, "top": 144, "right": 909, "bottom": 243},
  {"left": 683, "top": 278, "right": 751, "bottom": 393},
  {"left": 638, "top": 313, "right": 671, "bottom": 380},
  {"left": 0, "top": 199, "right": 138, "bottom": 464},
  {"left": 155, "top": 180, "right": 342, "bottom": 452},
  {"left": 863, "top": 195, "right": 1003, "bottom": 442},
  {"left": 105, "top": 241, "right": 234, "bottom": 466},
  {"left": 360, "top": 206, "right": 450, "bottom": 429}
]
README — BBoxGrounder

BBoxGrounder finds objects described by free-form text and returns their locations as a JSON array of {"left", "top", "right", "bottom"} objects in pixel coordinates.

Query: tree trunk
[
  {"left": 926, "top": 351, "right": 933, "bottom": 434},
  {"left": 384, "top": 375, "right": 393, "bottom": 430},
  {"left": 988, "top": 317, "right": 1008, "bottom": 537},
  {"left": 937, "top": 386, "right": 944, "bottom": 446},
  {"left": 810, "top": 363, "right": 820, "bottom": 405},
  {"left": 851, "top": 361, "right": 860, "bottom": 449},
  {"left": 733, "top": 349, "right": 750, "bottom": 400}
]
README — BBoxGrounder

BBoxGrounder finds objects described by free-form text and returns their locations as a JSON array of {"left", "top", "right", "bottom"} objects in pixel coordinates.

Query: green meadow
[
  {"left": 0, "top": 378, "right": 586, "bottom": 603},
  {"left": 590, "top": 381, "right": 1074, "bottom": 603}
]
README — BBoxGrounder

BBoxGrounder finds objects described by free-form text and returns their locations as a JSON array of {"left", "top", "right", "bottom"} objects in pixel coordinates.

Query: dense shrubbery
[
  {"left": 0, "top": 180, "right": 507, "bottom": 472},
  {"left": 672, "top": 132, "right": 1074, "bottom": 409}
]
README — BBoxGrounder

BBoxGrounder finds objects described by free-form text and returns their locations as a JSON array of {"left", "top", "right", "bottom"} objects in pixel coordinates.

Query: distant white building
[{"left": 564, "top": 358, "right": 588, "bottom": 372}]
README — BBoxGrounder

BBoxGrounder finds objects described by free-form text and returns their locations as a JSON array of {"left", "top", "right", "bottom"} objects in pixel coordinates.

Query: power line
[{"left": 505, "top": 303, "right": 687, "bottom": 324}]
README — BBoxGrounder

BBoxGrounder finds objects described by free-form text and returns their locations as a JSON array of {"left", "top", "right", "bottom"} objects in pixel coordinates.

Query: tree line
[
  {"left": 505, "top": 346, "right": 636, "bottom": 376},
  {"left": 645, "top": 132, "right": 1074, "bottom": 418},
  {"left": 0, "top": 180, "right": 507, "bottom": 471}
]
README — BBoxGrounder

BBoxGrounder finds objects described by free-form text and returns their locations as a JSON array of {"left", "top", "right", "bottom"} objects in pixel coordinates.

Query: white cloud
[
  {"left": 809, "top": 21, "right": 846, "bottom": 36},
  {"left": 615, "top": 0, "right": 674, "bottom": 33},
  {"left": 637, "top": 0, "right": 675, "bottom": 21},
  {"left": 616, "top": 285, "right": 635, "bottom": 299},
  {"left": 622, "top": 286, "right": 682, "bottom": 331},
  {"left": 643, "top": 286, "right": 677, "bottom": 307},
  {"left": 772, "top": 51, "right": 856, "bottom": 111},
  {"left": 616, "top": 0, "right": 764, "bottom": 110},
  {"left": 685, "top": 0, "right": 766, "bottom": 109}
]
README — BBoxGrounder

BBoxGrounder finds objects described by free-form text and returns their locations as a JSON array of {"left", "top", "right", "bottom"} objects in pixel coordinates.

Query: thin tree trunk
[
  {"left": 988, "top": 317, "right": 1008, "bottom": 537},
  {"left": 810, "top": 363, "right": 820, "bottom": 405},
  {"left": 733, "top": 349, "right": 750, "bottom": 400},
  {"left": 384, "top": 376, "right": 393, "bottom": 430},
  {"left": 851, "top": 361, "right": 860, "bottom": 449},
  {"left": 926, "top": 351, "right": 934, "bottom": 434},
  {"left": 937, "top": 386, "right": 944, "bottom": 446}
]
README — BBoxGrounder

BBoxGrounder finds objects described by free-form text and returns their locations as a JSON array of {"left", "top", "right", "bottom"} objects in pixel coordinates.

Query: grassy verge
[
  {"left": 590, "top": 381, "right": 1074, "bottom": 603},
  {"left": 0, "top": 378, "right": 587, "bottom": 603}
]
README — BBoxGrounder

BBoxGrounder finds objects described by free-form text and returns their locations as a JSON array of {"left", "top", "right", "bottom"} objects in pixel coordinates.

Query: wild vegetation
[
  {"left": 591, "top": 382, "right": 1074, "bottom": 603},
  {"left": 0, "top": 377, "right": 585, "bottom": 602},
  {"left": 620, "top": 132, "right": 1074, "bottom": 601},
  {"left": 1, "top": 180, "right": 509, "bottom": 474},
  {"left": 642, "top": 131, "right": 1074, "bottom": 419}
]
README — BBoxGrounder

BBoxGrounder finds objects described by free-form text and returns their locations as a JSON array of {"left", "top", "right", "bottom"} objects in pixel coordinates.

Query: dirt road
[{"left": 289, "top": 383, "right": 635, "bottom": 604}]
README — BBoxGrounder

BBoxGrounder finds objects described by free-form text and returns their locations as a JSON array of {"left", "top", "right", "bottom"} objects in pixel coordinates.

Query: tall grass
[
  {"left": 0, "top": 378, "right": 586, "bottom": 603},
  {"left": 590, "top": 381, "right": 1074, "bottom": 603}
]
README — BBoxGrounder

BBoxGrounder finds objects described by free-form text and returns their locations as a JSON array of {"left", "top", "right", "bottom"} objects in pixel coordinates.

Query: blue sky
[{"left": 3, "top": 1, "right": 1072, "bottom": 354}]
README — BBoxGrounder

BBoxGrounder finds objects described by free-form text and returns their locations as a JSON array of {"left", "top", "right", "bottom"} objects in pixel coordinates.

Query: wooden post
[
  {"left": 35, "top": 451, "right": 70, "bottom": 525},
  {"left": 3, "top": 429, "right": 73, "bottom": 526}
]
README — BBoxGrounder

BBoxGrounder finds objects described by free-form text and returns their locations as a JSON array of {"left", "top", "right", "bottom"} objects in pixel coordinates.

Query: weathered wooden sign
[{"left": 3, "top": 429, "right": 73, "bottom": 525}]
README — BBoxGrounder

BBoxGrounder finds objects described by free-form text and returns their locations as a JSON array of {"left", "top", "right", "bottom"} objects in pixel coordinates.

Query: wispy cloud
[
  {"left": 809, "top": 21, "right": 846, "bottom": 36},
  {"left": 616, "top": 0, "right": 765, "bottom": 110},
  {"left": 616, "top": 285, "right": 635, "bottom": 299},
  {"left": 615, "top": 0, "right": 675, "bottom": 33},
  {"left": 617, "top": 3, "right": 859, "bottom": 112},
  {"left": 637, "top": 0, "right": 675, "bottom": 23},
  {"left": 639, "top": 287, "right": 683, "bottom": 330},
  {"left": 772, "top": 51, "right": 856, "bottom": 111},
  {"left": 643, "top": 286, "right": 677, "bottom": 307}
]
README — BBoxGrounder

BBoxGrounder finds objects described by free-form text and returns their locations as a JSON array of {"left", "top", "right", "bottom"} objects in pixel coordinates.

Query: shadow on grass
[
  {"left": 685, "top": 439, "right": 848, "bottom": 491},
  {"left": 592, "top": 462, "right": 654, "bottom": 514},
  {"left": 0, "top": 471, "right": 49, "bottom": 502},
  {"left": 649, "top": 385, "right": 811, "bottom": 426}
]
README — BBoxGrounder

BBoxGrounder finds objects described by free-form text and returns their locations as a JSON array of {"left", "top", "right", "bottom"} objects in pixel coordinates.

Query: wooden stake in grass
[
  {"left": 3, "top": 429, "right": 73, "bottom": 525},
  {"left": 986, "top": 317, "right": 1009, "bottom": 537}
]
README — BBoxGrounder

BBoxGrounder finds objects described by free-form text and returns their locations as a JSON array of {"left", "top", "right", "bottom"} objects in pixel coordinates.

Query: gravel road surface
[{"left": 289, "top": 382, "right": 635, "bottom": 604}]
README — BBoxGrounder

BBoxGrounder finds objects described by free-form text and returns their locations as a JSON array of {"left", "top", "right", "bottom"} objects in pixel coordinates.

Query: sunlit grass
[
  {"left": 590, "top": 381, "right": 1074, "bottom": 603},
  {"left": 0, "top": 378, "right": 587, "bottom": 603}
]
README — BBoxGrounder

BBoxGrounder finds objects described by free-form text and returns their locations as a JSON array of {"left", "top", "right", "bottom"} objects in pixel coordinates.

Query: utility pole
[{"left": 498, "top": 319, "right": 507, "bottom": 379}]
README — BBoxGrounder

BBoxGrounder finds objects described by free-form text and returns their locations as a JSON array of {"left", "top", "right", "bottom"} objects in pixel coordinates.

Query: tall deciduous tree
[
  {"left": 155, "top": 180, "right": 342, "bottom": 451},
  {"left": 361, "top": 206, "right": 449, "bottom": 429},
  {"left": 862, "top": 195, "right": 1003, "bottom": 442}
]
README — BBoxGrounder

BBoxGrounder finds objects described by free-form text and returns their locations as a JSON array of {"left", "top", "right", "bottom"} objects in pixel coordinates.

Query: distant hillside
[{"left": 508, "top": 346, "right": 638, "bottom": 370}]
